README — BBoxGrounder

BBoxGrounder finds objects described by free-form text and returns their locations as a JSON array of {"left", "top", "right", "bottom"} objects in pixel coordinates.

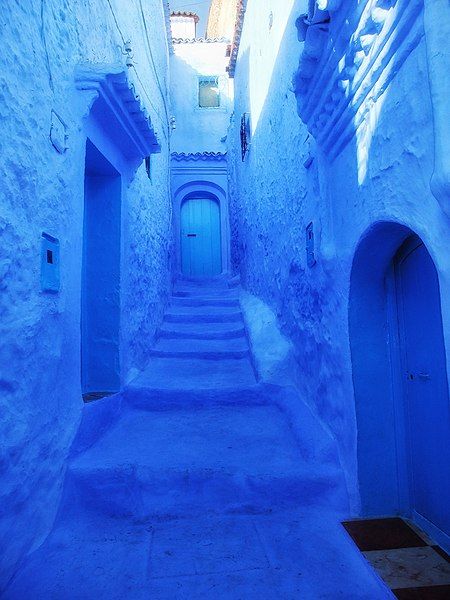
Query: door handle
[
  {"left": 418, "top": 373, "right": 431, "bottom": 381},
  {"left": 186, "top": 234, "right": 197, "bottom": 237}
]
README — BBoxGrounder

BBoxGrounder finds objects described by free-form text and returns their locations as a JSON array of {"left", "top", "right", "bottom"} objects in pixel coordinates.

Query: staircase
[{"left": 4, "top": 277, "right": 392, "bottom": 599}]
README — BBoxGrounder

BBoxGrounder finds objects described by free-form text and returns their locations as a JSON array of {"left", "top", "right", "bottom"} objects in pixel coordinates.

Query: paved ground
[{"left": 5, "top": 278, "right": 392, "bottom": 599}]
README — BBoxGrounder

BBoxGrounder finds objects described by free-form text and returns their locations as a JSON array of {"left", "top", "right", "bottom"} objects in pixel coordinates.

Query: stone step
[
  {"left": 128, "top": 357, "right": 257, "bottom": 390},
  {"left": 157, "top": 321, "right": 246, "bottom": 340},
  {"left": 174, "top": 276, "right": 233, "bottom": 289},
  {"left": 65, "top": 406, "right": 347, "bottom": 520},
  {"left": 173, "top": 287, "right": 239, "bottom": 298},
  {"left": 228, "top": 274, "right": 241, "bottom": 288},
  {"left": 123, "top": 384, "right": 268, "bottom": 411},
  {"left": 164, "top": 306, "right": 243, "bottom": 324},
  {"left": 170, "top": 296, "right": 240, "bottom": 308},
  {"left": 149, "top": 337, "right": 249, "bottom": 360}
]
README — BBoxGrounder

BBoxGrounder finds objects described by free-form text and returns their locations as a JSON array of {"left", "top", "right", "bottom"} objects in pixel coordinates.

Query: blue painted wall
[
  {"left": 228, "top": 0, "right": 450, "bottom": 546},
  {"left": 0, "top": 0, "right": 172, "bottom": 585}
]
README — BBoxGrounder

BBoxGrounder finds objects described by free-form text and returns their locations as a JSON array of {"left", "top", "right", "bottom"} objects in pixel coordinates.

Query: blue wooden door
[
  {"left": 181, "top": 198, "right": 222, "bottom": 278},
  {"left": 396, "top": 237, "right": 450, "bottom": 536}
]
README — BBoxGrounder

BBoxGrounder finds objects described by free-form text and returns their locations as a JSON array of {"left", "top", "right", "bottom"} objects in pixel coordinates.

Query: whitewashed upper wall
[{"left": 170, "top": 41, "right": 233, "bottom": 154}]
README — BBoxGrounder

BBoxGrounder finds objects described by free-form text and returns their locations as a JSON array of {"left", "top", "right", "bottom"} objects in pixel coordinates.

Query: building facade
[
  {"left": 170, "top": 12, "right": 233, "bottom": 278},
  {"left": 229, "top": 0, "right": 450, "bottom": 548},
  {"left": 0, "top": 0, "right": 172, "bottom": 585}
]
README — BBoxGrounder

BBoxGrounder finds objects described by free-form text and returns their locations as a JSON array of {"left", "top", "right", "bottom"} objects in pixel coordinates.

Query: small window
[{"left": 198, "top": 76, "right": 220, "bottom": 108}]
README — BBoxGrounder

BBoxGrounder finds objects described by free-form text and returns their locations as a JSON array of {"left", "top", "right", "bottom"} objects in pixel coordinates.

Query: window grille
[
  {"left": 198, "top": 76, "right": 220, "bottom": 108},
  {"left": 240, "top": 113, "right": 251, "bottom": 161},
  {"left": 145, "top": 156, "right": 151, "bottom": 180}
]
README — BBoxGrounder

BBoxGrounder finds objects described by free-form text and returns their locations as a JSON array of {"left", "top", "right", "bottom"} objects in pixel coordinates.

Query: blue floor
[{"left": 5, "top": 278, "right": 393, "bottom": 598}]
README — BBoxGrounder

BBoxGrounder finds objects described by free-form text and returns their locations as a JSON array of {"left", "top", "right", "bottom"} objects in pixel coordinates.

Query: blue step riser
[
  {"left": 149, "top": 350, "right": 249, "bottom": 360},
  {"left": 171, "top": 298, "right": 240, "bottom": 308},
  {"left": 165, "top": 313, "right": 243, "bottom": 324},
  {"left": 157, "top": 328, "right": 246, "bottom": 341},
  {"left": 173, "top": 290, "right": 239, "bottom": 298},
  {"left": 64, "top": 468, "right": 346, "bottom": 520},
  {"left": 123, "top": 386, "right": 271, "bottom": 410}
]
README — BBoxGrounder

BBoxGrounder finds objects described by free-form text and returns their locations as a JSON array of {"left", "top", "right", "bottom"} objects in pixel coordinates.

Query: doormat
[
  {"left": 82, "top": 391, "right": 115, "bottom": 403},
  {"left": 342, "top": 518, "right": 450, "bottom": 599}
]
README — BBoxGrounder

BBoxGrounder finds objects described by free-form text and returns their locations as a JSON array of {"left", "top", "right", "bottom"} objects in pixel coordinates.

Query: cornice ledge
[
  {"left": 293, "top": 0, "right": 424, "bottom": 161},
  {"left": 171, "top": 151, "right": 228, "bottom": 162},
  {"left": 75, "top": 64, "right": 161, "bottom": 160},
  {"left": 172, "top": 37, "right": 230, "bottom": 44}
]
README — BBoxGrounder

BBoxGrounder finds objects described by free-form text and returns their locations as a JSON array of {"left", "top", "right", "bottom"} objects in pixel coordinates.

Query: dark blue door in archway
[{"left": 395, "top": 237, "right": 450, "bottom": 537}]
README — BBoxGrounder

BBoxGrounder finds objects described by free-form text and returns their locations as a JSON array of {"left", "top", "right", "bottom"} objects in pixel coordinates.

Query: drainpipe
[{"left": 423, "top": 0, "right": 450, "bottom": 217}]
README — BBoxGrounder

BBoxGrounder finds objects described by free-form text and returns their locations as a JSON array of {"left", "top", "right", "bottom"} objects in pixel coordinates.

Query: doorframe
[
  {"left": 173, "top": 181, "right": 230, "bottom": 278},
  {"left": 82, "top": 139, "right": 122, "bottom": 394},
  {"left": 349, "top": 221, "right": 450, "bottom": 551}
]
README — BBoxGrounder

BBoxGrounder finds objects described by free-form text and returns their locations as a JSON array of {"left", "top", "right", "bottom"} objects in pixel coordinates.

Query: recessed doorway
[
  {"left": 82, "top": 140, "right": 121, "bottom": 394},
  {"left": 349, "top": 223, "right": 450, "bottom": 550}
]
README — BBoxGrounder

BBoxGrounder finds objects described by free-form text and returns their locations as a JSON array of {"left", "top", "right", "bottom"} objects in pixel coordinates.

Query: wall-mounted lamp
[{"left": 170, "top": 116, "right": 176, "bottom": 130}]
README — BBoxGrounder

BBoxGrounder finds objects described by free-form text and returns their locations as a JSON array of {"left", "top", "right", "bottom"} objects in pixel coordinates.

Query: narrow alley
[{"left": 1, "top": 1, "right": 450, "bottom": 598}]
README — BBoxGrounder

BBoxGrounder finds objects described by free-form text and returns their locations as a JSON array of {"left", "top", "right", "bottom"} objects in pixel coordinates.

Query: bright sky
[{"left": 170, "top": 0, "right": 212, "bottom": 36}]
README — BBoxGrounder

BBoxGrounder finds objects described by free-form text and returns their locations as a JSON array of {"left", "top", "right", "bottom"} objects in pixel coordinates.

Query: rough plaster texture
[
  {"left": 228, "top": 0, "right": 450, "bottom": 522},
  {"left": 0, "top": 0, "right": 171, "bottom": 586}
]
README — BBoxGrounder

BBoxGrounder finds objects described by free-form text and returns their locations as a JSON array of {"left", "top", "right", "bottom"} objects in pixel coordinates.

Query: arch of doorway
[
  {"left": 348, "top": 220, "right": 450, "bottom": 549},
  {"left": 172, "top": 180, "right": 230, "bottom": 278}
]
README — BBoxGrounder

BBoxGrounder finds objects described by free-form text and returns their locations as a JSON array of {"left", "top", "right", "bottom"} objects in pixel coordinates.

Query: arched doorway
[
  {"left": 349, "top": 222, "right": 450, "bottom": 546},
  {"left": 180, "top": 195, "right": 222, "bottom": 278}
]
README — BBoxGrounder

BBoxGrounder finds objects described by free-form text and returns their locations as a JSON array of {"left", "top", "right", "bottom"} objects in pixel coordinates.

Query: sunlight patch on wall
[{"left": 248, "top": 0, "right": 296, "bottom": 133}]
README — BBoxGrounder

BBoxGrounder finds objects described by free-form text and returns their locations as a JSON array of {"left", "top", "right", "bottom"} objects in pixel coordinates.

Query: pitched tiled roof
[
  {"left": 171, "top": 152, "right": 227, "bottom": 161},
  {"left": 228, "top": 0, "right": 247, "bottom": 77}
]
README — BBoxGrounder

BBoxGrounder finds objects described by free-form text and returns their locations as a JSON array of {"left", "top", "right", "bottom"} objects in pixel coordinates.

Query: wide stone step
[
  {"left": 174, "top": 277, "right": 233, "bottom": 289},
  {"left": 129, "top": 357, "right": 257, "bottom": 390},
  {"left": 173, "top": 287, "right": 239, "bottom": 298},
  {"left": 157, "top": 321, "right": 246, "bottom": 340},
  {"left": 123, "top": 384, "right": 268, "bottom": 411},
  {"left": 170, "top": 296, "right": 240, "bottom": 308},
  {"left": 164, "top": 306, "right": 243, "bottom": 324},
  {"left": 150, "top": 337, "right": 249, "bottom": 360},
  {"left": 64, "top": 406, "right": 347, "bottom": 519}
]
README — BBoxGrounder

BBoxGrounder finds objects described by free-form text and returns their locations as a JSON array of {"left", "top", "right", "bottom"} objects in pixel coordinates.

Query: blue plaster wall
[
  {"left": 0, "top": 0, "right": 172, "bottom": 586},
  {"left": 228, "top": 0, "right": 450, "bottom": 521}
]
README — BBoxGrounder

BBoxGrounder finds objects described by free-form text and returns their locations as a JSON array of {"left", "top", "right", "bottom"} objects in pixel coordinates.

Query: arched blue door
[
  {"left": 395, "top": 236, "right": 450, "bottom": 537},
  {"left": 181, "top": 197, "right": 222, "bottom": 278}
]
